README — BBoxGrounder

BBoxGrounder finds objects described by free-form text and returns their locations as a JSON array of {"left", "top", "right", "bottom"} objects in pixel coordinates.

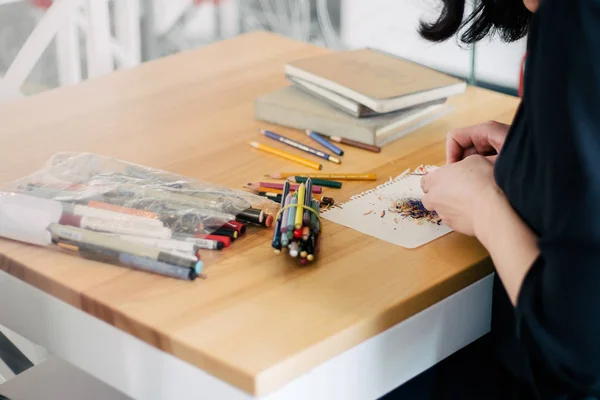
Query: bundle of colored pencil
[{"left": 271, "top": 179, "right": 320, "bottom": 265}]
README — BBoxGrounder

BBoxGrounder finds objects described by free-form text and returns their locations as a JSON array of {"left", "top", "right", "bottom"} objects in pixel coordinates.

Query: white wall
[
  {"left": 474, "top": 36, "right": 526, "bottom": 89},
  {"left": 340, "top": 0, "right": 526, "bottom": 91}
]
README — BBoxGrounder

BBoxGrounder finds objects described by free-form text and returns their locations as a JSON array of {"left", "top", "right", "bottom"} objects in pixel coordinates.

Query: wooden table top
[{"left": 0, "top": 32, "right": 520, "bottom": 396}]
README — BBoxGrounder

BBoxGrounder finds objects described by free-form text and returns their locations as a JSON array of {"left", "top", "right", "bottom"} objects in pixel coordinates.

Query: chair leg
[{"left": 0, "top": 331, "right": 33, "bottom": 376}]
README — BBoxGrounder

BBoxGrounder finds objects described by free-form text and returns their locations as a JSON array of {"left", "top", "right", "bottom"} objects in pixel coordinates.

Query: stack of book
[{"left": 255, "top": 48, "right": 467, "bottom": 147}]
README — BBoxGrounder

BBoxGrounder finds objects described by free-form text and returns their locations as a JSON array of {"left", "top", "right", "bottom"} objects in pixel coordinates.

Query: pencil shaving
[{"left": 389, "top": 198, "right": 442, "bottom": 225}]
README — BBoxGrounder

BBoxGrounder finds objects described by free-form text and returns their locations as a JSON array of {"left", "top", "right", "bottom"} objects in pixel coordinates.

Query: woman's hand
[
  {"left": 447, "top": 120, "right": 510, "bottom": 164},
  {"left": 421, "top": 155, "right": 501, "bottom": 236}
]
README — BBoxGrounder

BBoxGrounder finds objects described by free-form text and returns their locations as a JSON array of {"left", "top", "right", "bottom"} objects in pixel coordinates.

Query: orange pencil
[{"left": 249, "top": 141, "right": 322, "bottom": 170}]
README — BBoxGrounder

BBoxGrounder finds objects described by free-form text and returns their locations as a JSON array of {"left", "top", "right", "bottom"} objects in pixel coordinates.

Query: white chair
[{"left": 0, "top": 0, "right": 141, "bottom": 104}]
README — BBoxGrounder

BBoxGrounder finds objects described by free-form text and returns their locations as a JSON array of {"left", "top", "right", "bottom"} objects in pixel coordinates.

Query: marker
[
  {"left": 261, "top": 129, "right": 341, "bottom": 164},
  {"left": 305, "top": 130, "right": 344, "bottom": 156},
  {"left": 221, "top": 220, "right": 246, "bottom": 235},
  {"left": 59, "top": 214, "right": 172, "bottom": 239},
  {"left": 49, "top": 224, "right": 194, "bottom": 268},
  {"left": 264, "top": 172, "right": 377, "bottom": 181},
  {"left": 249, "top": 141, "right": 322, "bottom": 170},
  {"left": 211, "top": 227, "right": 238, "bottom": 241},
  {"left": 287, "top": 176, "right": 342, "bottom": 189},
  {"left": 172, "top": 235, "right": 225, "bottom": 250},
  {"left": 62, "top": 204, "right": 164, "bottom": 228},
  {"left": 87, "top": 200, "right": 159, "bottom": 219},
  {"left": 56, "top": 241, "right": 198, "bottom": 281},
  {"left": 104, "top": 234, "right": 199, "bottom": 254},
  {"left": 193, "top": 234, "right": 231, "bottom": 248},
  {"left": 236, "top": 208, "right": 274, "bottom": 227},
  {"left": 294, "top": 184, "right": 305, "bottom": 229}
]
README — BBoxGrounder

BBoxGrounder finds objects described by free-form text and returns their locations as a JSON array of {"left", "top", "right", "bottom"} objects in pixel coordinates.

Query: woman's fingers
[{"left": 446, "top": 121, "right": 509, "bottom": 163}]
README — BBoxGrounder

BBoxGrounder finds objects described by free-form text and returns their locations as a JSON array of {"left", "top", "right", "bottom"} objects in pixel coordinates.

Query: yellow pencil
[
  {"left": 265, "top": 172, "right": 377, "bottom": 181},
  {"left": 294, "top": 183, "right": 305, "bottom": 229},
  {"left": 249, "top": 142, "right": 322, "bottom": 170}
]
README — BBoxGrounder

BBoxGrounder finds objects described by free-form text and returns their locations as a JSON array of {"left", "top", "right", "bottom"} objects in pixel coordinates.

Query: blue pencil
[
  {"left": 305, "top": 130, "right": 344, "bottom": 156},
  {"left": 260, "top": 129, "right": 341, "bottom": 164}
]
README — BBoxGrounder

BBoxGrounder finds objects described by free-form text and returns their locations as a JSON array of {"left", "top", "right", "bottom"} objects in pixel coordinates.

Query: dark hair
[{"left": 419, "top": 0, "right": 532, "bottom": 44}]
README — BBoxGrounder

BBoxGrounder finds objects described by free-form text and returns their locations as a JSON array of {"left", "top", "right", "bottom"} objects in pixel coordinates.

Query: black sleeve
[{"left": 517, "top": 0, "right": 600, "bottom": 397}]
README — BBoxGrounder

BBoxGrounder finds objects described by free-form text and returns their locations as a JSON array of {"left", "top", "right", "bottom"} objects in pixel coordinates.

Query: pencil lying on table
[
  {"left": 260, "top": 130, "right": 341, "bottom": 165},
  {"left": 246, "top": 181, "right": 323, "bottom": 194},
  {"left": 249, "top": 141, "right": 322, "bottom": 170},
  {"left": 244, "top": 186, "right": 335, "bottom": 206},
  {"left": 264, "top": 172, "right": 377, "bottom": 181},
  {"left": 323, "top": 135, "right": 381, "bottom": 153},
  {"left": 286, "top": 176, "right": 342, "bottom": 189}
]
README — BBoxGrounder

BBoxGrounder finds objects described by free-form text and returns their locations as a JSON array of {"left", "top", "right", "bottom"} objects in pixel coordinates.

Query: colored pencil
[
  {"left": 325, "top": 135, "right": 381, "bottom": 153},
  {"left": 305, "top": 130, "right": 344, "bottom": 156},
  {"left": 271, "top": 181, "right": 289, "bottom": 251},
  {"left": 287, "top": 176, "right": 342, "bottom": 189},
  {"left": 280, "top": 193, "right": 292, "bottom": 234},
  {"left": 260, "top": 130, "right": 341, "bottom": 164},
  {"left": 294, "top": 183, "right": 306, "bottom": 229},
  {"left": 287, "top": 194, "right": 298, "bottom": 233},
  {"left": 249, "top": 141, "right": 322, "bottom": 170},
  {"left": 245, "top": 186, "right": 335, "bottom": 206},
  {"left": 264, "top": 172, "right": 377, "bottom": 181},
  {"left": 303, "top": 178, "right": 312, "bottom": 226},
  {"left": 246, "top": 182, "right": 323, "bottom": 194}
]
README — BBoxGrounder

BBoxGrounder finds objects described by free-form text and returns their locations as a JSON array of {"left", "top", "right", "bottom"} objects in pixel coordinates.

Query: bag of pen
[{"left": 0, "top": 153, "right": 279, "bottom": 280}]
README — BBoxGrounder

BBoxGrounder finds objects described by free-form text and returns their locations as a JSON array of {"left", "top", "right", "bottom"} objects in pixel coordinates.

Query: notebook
[
  {"left": 285, "top": 48, "right": 466, "bottom": 114},
  {"left": 254, "top": 86, "right": 452, "bottom": 147},
  {"left": 321, "top": 170, "right": 452, "bottom": 249},
  {"left": 288, "top": 76, "right": 378, "bottom": 118}
]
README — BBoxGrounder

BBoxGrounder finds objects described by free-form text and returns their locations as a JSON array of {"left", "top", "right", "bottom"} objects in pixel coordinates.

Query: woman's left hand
[{"left": 421, "top": 155, "right": 500, "bottom": 236}]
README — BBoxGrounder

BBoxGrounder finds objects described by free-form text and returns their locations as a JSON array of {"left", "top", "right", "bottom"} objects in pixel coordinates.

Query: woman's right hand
[{"left": 446, "top": 121, "right": 510, "bottom": 164}]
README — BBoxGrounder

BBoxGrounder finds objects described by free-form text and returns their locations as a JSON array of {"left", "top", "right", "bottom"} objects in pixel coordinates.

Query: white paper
[{"left": 321, "top": 173, "right": 452, "bottom": 249}]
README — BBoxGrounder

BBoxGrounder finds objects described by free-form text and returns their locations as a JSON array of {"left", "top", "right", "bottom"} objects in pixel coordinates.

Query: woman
[{"left": 387, "top": 0, "right": 600, "bottom": 399}]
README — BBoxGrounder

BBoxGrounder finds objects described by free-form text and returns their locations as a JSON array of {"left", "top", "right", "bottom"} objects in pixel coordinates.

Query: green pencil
[{"left": 288, "top": 176, "right": 342, "bottom": 189}]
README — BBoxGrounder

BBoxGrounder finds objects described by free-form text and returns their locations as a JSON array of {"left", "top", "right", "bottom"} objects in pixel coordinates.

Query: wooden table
[{"left": 0, "top": 32, "right": 520, "bottom": 399}]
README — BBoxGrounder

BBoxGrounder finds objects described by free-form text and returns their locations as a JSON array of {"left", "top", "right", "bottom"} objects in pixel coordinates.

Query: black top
[{"left": 494, "top": 0, "right": 600, "bottom": 398}]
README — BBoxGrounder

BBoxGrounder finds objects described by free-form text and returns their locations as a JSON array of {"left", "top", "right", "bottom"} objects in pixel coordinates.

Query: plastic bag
[{"left": 0, "top": 153, "right": 279, "bottom": 281}]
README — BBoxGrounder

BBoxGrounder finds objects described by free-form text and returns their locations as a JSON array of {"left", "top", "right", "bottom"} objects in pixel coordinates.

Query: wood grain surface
[{"left": 0, "top": 32, "right": 520, "bottom": 395}]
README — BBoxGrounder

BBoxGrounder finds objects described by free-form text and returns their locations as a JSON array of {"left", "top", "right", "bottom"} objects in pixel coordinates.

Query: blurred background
[{"left": 0, "top": 0, "right": 526, "bottom": 102}]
